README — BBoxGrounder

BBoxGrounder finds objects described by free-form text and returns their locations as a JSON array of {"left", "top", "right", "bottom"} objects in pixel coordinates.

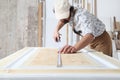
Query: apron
[{"left": 90, "top": 31, "right": 112, "bottom": 57}]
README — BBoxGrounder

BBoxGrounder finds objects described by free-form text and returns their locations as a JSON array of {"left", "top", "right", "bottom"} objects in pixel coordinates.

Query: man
[{"left": 53, "top": 0, "right": 112, "bottom": 56}]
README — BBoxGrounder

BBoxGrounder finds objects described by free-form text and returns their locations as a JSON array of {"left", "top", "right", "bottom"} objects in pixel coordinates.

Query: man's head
[{"left": 54, "top": 0, "right": 71, "bottom": 20}]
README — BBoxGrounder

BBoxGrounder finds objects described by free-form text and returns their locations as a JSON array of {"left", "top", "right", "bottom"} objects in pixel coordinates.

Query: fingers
[
  {"left": 66, "top": 46, "right": 73, "bottom": 53},
  {"left": 59, "top": 45, "right": 68, "bottom": 53},
  {"left": 53, "top": 32, "right": 62, "bottom": 42},
  {"left": 71, "top": 47, "right": 76, "bottom": 53},
  {"left": 56, "top": 36, "right": 60, "bottom": 42},
  {"left": 59, "top": 45, "right": 77, "bottom": 54},
  {"left": 57, "top": 33, "right": 62, "bottom": 42},
  {"left": 55, "top": 35, "right": 59, "bottom": 42},
  {"left": 62, "top": 45, "right": 71, "bottom": 53}
]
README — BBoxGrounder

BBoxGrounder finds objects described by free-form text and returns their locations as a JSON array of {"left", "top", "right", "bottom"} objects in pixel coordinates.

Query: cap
[{"left": 54, "top": 0, "right": 71, "bottom": 19}]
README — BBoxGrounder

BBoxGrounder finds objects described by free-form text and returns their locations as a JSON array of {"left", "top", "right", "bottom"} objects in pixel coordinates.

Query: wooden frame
[{"left": 1, "top": 47, "right": 120, "bottom": 80}]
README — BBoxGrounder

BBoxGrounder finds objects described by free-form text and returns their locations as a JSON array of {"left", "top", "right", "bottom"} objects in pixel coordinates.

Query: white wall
[
  {"left": 45, "top": 0, "right": 68, "bottom": 48},
  {"left": 45, "top": 0, "right": 58, "bottom": 48},
  {"left": 97, "top": 0, "right": 120, "bottom": 31}
]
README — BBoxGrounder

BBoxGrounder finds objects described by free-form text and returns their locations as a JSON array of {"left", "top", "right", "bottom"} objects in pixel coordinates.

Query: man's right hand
[{"left": 53, "top": 31, "right": 61, "bottom": 42}]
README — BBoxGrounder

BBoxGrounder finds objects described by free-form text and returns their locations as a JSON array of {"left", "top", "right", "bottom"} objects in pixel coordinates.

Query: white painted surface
[
  {"left": 1, "top": 47, "right": 120, "bottom": 80},
  {"left": 112, "top": 40, "right": 119, "bottom": 59},
  {"left": 97, "top": 0, "right": 120, "bottom": 31},
  {"left": 0, "top": 47, "right": 120, "bottom": 69},
  {"left": 117, "top": 51, "right": 120, "bottom": 60},
  {"left": 0, "top": 74, "right": 120, "bottom": 80},
  {"left": 4, "top": 50, "right": 118, "bottom": 69}
]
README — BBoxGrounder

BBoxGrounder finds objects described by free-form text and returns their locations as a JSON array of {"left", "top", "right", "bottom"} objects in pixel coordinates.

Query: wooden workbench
[{"left": 0, "top": 47, "right": 120, "bottom": 80}]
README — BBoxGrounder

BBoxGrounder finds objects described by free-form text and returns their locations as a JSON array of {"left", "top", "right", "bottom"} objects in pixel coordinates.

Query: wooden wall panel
[{"left": 38, "top": 2, "right": 43, "bottom": 47}]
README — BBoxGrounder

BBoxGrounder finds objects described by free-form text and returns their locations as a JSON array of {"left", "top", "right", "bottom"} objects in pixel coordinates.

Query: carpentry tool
[{"left": 57, "top": 39, "right": 62, "bottom": 67}]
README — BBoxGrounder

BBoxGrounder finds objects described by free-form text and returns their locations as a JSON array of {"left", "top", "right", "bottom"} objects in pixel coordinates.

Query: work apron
[{"left": 90, "top": 31, "right": 112, "bottom": 57}]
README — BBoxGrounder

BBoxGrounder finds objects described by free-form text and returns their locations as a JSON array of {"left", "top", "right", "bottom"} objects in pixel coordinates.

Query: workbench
[{"left": 0, "top": 47, "right": 120, "bottom": 80}]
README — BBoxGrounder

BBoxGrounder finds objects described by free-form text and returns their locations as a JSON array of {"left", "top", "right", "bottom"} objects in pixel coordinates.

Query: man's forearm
[
  {"left": 74, "top": 33, "right": 94, "bottom": 51},
  {"left": 55, "top": 21, "right": 65, "bottom": 32}
]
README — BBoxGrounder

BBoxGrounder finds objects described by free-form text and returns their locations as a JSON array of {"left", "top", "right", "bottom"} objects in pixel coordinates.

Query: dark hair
[
  {"left": 59, "top": 6, "right": 74, "bottom": 24},
  {"left": 70, "top": 6, "right": 74, "bottom": 12}
]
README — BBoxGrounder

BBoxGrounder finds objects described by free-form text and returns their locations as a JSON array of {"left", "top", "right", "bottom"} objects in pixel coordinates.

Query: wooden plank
[
  {"left": 1, "top": 48, "right": 120, "bottom": 73},
  {"left": 38, "top": 2, "right": 43, "bottom": 47},
  {"left": 66, "top": 24, "right": 69, "bottom": 45},
  {"left": 1, "top": 69, "right": 120, "bottom": 74},
  {"left": 9, "top": 48, "right": 117, "bottom": 69},
  {"left": 115, "top": 40, "right": 120, "bottom": 50},
  {"left": 94, "top": 0, "right": 97, "bottom": 16},
  {"left": 114, "top": 16, "right": 117, "bottom": 30},
  {"left": 22, "top": 49, "right": 101, "bottom": 67},
  {"left": 87, "top": 2, "right": 91, "bottom": 12},
  {"left": 82, "top": 0, "right": 85, "bottom": 8}
]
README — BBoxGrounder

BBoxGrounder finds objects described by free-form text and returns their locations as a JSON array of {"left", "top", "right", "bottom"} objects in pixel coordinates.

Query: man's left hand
[{"left": 59, "top": 45, "right": 77, "bottom": 54}]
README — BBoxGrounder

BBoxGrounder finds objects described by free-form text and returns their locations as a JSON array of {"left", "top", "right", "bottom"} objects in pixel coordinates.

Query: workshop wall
[
  {"left": 0, "top": 0, "right": 38, "bottom": 59},
  {"left": 0, "top": 0, "right": 120, "bottom": 59}
]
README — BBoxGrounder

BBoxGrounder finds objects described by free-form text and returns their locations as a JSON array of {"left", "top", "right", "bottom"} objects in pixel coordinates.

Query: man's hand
[
  {"left": 59, "top": 45, "right": 77, "bottom": 53},
  {"left": 53, "top": 31, "right": 61, "bottom": 42}
]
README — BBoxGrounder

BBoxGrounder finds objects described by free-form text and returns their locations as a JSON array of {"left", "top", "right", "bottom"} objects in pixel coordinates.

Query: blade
[
  {"left": 57, "top": 41, "right": 62, "bottom": 67},
  {"left": 57, "top": 51, "right": 62, "bottom": 67}
]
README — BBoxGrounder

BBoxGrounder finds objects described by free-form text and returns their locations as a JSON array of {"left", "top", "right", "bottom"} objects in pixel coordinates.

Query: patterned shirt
[{"left": 69, "top": 7, "right": 105, "bottom": 37}]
